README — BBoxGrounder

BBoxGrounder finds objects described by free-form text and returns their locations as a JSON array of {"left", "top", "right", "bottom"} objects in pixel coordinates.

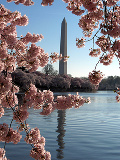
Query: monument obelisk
[{"left": 59, "top": 17, "right": 67, "bottom": 75}]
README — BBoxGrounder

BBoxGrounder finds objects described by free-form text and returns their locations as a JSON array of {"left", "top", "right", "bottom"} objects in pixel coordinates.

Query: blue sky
[{"left": 2, "top": 0, "right": 120, "bottom": 78}]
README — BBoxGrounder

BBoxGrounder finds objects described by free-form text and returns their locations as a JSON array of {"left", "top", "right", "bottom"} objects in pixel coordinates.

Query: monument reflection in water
[{"left": 56, "top": 110, "right": 66, "bottom": 159}]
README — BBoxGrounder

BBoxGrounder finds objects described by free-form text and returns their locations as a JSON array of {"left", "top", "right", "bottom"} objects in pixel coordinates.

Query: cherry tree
[
  {"left": 0, "top": 0, "right": 120, "bottom": 159},
  {"left": 0, "top": 1, "right": 90, "bottom": 159}
]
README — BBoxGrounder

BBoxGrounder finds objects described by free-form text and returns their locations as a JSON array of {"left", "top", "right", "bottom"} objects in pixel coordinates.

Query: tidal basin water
[{"left": 0, "top": 91, "right": 120, "bottom": 160}]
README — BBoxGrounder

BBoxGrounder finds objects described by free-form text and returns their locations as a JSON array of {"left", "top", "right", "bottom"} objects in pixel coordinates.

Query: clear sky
[{"left": 2, "top": 0, "right": 120, "bottom": 78}]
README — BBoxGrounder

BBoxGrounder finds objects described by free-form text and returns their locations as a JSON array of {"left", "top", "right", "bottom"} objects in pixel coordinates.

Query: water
[{"left": 0, "top": 91, "right": 120, "bottom": 160}]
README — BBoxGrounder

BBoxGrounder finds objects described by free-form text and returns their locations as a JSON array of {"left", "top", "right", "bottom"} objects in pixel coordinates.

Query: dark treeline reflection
[{"left": 56, "top": 110, "right": 66, "bottom": 159}]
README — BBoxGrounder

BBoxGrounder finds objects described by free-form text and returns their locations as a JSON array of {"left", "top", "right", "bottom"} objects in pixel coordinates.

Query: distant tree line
[
  {"left": 11, "top": 68, "right": 96, "bottom": 92},
  {"left": 98, "top": 76, "right": 120, "bottom": 90},
  {"left": 11, "top": 65, "right": 120, "bottom": 92}
]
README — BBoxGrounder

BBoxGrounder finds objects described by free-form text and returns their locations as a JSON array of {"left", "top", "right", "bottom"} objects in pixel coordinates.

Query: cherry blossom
[
  {"left": 41, "top": 0, "right": 54, "bottom": 6},
  {"left": 43, "top": 90, "right": 54, "bottom": 103},
  {"left": 89, "top": 48, "right": 101, "bottom": 57},
  {"left": 38, "top": 52, "right": 49, "bottom": 68},
  {"left": 33, "top": 91, "right": 44, "bottom": 110},
  {"left": 24, "top": 127, "right": 41, "bottom": 144},
  {"left": 62, "top": 0, "right": 120, "bottom": 86},
  {"left": 66, "top": 1, "right": 84, "bottom": 16},
  {"left": 0, "top": 107, "right": 4, "bottom": 118},
  {"left": 106, "top": 0, "right": 119, "bottom": 7},
  {"left": 89, "top": 70, "right": 104, "bottom": 85},
  {"left": 99, "top": 54, "right": 114, "bottom": 66},
  {"left": 0, "top": 148, "right": 7, "bottom": 160},
  {"left": 114, "top": 88, "right": 120, "bottom": 103},
  {"left": 14, "top": 14, "right": 29, "bottom": 26},
  {"left": 96, "top": 36, "right": 112, "bottom": 52},
  {"left": 40, "top": 103, "right": 55, "bottom": 115},
  {"left": 76, "top": 37, "right": 85, "bottom": 48},
  {"left": 0, "top": 123, "right": 9, "bottom": 142},
  {"left": 1, "top": 91, "right": 18, "bottom": 108},
  {"left": 63, "top": 56, "right": 70, "bottom": 62},
  {"left": 4, "top": 128, "right": 22, "bottom": 144},
  {"left": 13, "top": 109, "right": 29, "bottom": 122},
  {"left": 112, "top": 40, "right": 120, "bottom": 58},
  {"left": 21, "top": 33, "right": 44, "bottom": 44},
  {"left": 30, "top": 143, "right": 51, "bottom": 160},
  {"left": 0, "top": 123, "right": 22, "bottom": 144},
  {"left": 7, "top": 0, "right": 34, "bottom": 6},
  {"left": 25, "top": 127, "right": 51, "bottom": 159},
  {"left": 55, "top": 93, "right": 90, "bottom": 110},
  {"left": 50, "top": 52, "right": 60, "bottom": 63},
  {"left": 0, "top": 75, "right": 12, "bottom": 100},
  {"left": 82, "top": 0, "right": 97, "bottom": 12},
  {"left": 0, "top": 44, "right": 8, "bottom": 59},
  {"left": 0, "top": 0, "right": 120, "bottom": 159},
  {"left": 15, "top": 40, "right": 26, "bottom": 53},
  {"left": 116, "top": 95, "right": 120, "bottom": 103}
]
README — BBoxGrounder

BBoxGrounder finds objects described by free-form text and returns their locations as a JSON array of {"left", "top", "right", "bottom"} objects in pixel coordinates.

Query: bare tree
[{"left": 42, "top": 64, "right": 58, "bottom": 76}]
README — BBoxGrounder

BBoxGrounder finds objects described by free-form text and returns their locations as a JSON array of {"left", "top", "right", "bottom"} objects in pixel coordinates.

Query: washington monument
[{"left": 59, "top": 17, "right": 67, "bottom": 75}]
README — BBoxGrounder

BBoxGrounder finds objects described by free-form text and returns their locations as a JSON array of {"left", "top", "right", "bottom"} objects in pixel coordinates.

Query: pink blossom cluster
[
  {"left": 30, "top": 145, "right": 51, "bottom": 160},
  {"left": 40, "top": 103, "right": 55, "bottom": 116},
  {"left": 21, "top": 84, "right": 55, "bottom": 116},
  {"left": 0, "top": 1, "right": 93, "bottom": 160},
  {"left": 99, "top": 54, "right": 114, "bottom": 66},
  {"left": 63, "top": 0, "right": 119, "bottom": 38},
  {"left": 7, "top": 0, "right": 54, "bottom": 6},
  {"left": 14, "top": 84, "right": 90, "bottom": 118},
  {"left": 25, "top": 127, "right": 41, "bottom": 144},
  {"left": 0, "top": 5, "right": 27, "bottom": 71},
  {"left": 0, "top": 75, "right": 12, "bottom": 100},
  {"left": 0, "top": 148, "right": 7, "bottom": 160},
  {"left": 1, "top": 91, "right": 18, "bottom": 108},
  {"left": 114, "top": 88, "right": 120, "bottom": 103},
  {"left": 55, "top": 93, "right": 90, "bottom": 110},
  {"left": 94, "top": 36, "right": 119, "bottom": 66},
  {"left": 7, "top": 0, "right": 34, "bottom": 6},
  {"left": 38, "top": 52, "right": 49, "bottom": 68},
  {"left": 43, "top": 90, "right": 54, "bottom": 103},
  {"left": 96, "top": 36, "right": 111, "bottom": 53},
  {"left": 63, "top": 0, "right": 103, "bottom": 16},
  {"left": 0, "top": 4, "right": 60, "bottom": 73},
  {"left": 63, "top": 56, "right": 70, "bottom": 62},
  {"left": 112, "top": 40, "right": 120, "bottom": 58},
  {"left": 106, "top": 0, "right": 119, "bottom": 7},
  {"left": 41, "top": 0, "right": 54, "bottom": 6},
  {"left": 76, "top": 37, "right": 85, "bottom": 48},
  {"left": 24, "top": 127, "right": 51, "bottom": 160},
  {"left": 21, "top": 32, "right": 44, "bottom": 44},
  {"left": 16, "top": 37, "right": 49, "bottom": 71},
  {"left": 0, "top": 107, "right": 4, "bottom": 118},
  {"left": 88, "top": 70, "right": 104, "bottom": 86},
  {"left": 13, "top": 109, "right": 29, "bottom": 122},
  {"left": 78, "top": 9, "right": 103, "bottom": 37},
  {"left": 100, "top": 5, "right": 120, "bottom": 38},
  {"left": 25, "top": 43, "right": 49, "bottom": 71},
  {"left": 62, "top": 0, "right": 120, "bottom": 85},
  {"left": 50, "top": 52, "right": 62, "bottom": 63},
  {"left": 89, "top": 48, "right": 101, "bottom": 57},
  {"left": 0, "top": 123, "right": 22, "bottom": 144},
  {"left": 0, "top": 74, "right": 19, "bottom": 118},
  {"left": 63, "top": 0, "right": 104, "bottom": 37},
  {"left": 65, "top": 1, "right": 85, "bottom": 16},
  {"left": 50, "top": 52, "right": 69, "bottom": 63}
]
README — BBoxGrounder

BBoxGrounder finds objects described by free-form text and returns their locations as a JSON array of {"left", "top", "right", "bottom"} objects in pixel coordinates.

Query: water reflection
[{"left": 56, "top": 110, "right": 66, "bottom": 159}]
